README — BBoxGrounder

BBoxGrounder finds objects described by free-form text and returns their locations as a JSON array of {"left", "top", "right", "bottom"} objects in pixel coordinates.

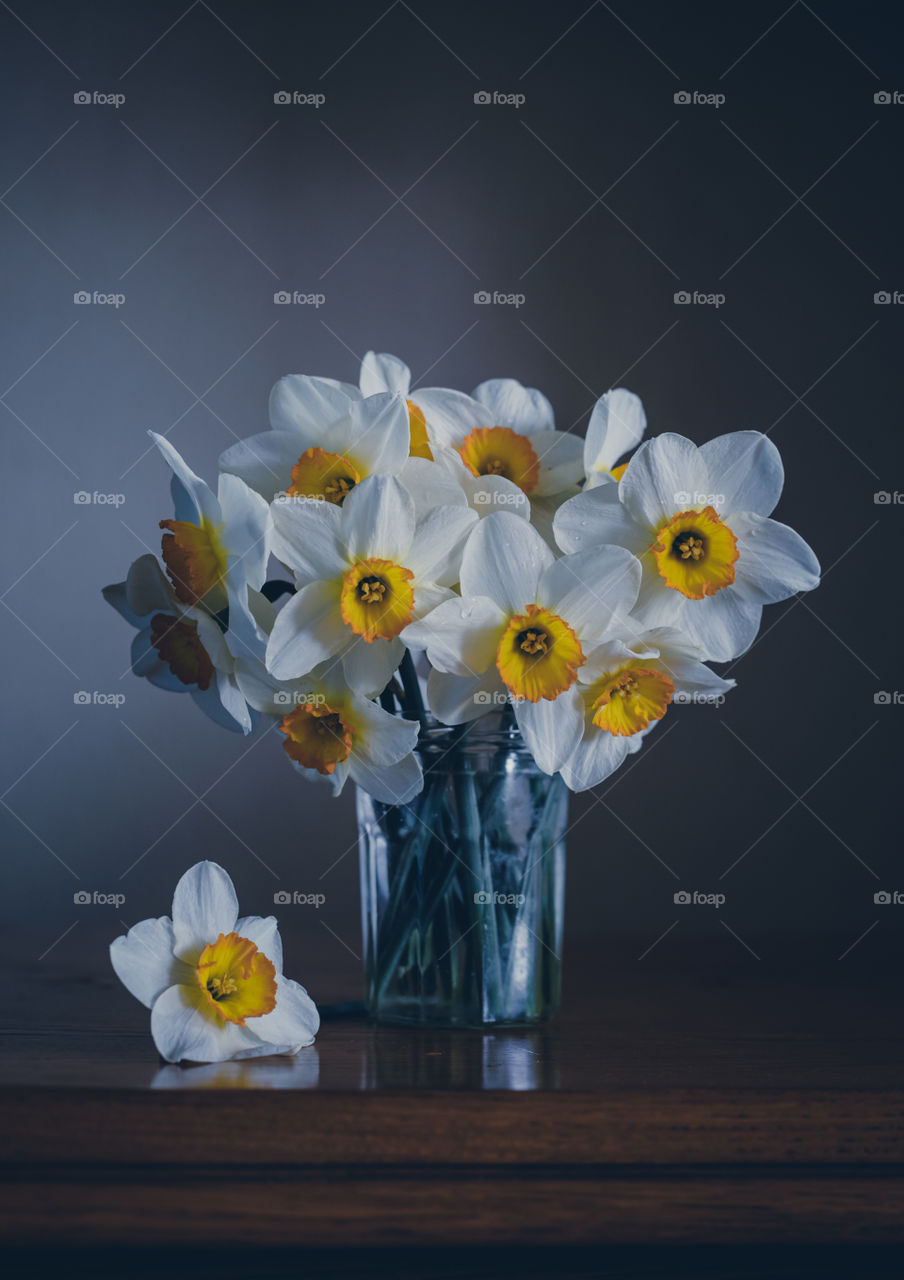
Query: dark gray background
[{"left": 1, "top": 0, "right": 900, "bottom": 992}]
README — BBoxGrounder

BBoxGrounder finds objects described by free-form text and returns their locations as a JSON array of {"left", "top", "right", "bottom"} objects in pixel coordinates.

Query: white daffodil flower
[
  {"left": 560, "top": 628, "right": 735, "bottom": 792},
  {"left": 235, "top": 657, "right": 423, "bottom": 804},
  {"left": 414, "top": 377, "right": 584, "bottom": 542},
  {"left": 150, "top": 432, "right": 269, "bottom": 623},
  {"left": 111, "top": 861, "right": 319, "bottom": 1064},
  {"left": 266, "top": 474, "right": 478, "bottom": 695},
  {"left": 103, "top": 554, "right": 252, "bottom": 733},
  {"left": 554, "top": 431, "right": 820, "bottom": 662},
  {"left": 583, "top": 388, "right": 647, "bottom": 488},
  {"left": 403, "top": 512, "right": 642, "bottom": 774},
  {"left": 359, "top": 350, "right": 436, "bottom": 461}
]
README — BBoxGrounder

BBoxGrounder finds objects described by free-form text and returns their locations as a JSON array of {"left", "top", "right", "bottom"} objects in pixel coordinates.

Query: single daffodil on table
[
  {"left": 403, "top": 512, "right": 643, "bottom": 774},
  {"left": 554, "top": 431, "right": 820, "bottom": 662},
  {"left": 110, "top": 861, "right": 319, "bottom": 1064}
]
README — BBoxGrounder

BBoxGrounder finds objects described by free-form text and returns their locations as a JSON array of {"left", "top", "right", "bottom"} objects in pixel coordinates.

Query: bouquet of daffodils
[{"left": 104, "top": 351, "right": 819, "bottom": 803}]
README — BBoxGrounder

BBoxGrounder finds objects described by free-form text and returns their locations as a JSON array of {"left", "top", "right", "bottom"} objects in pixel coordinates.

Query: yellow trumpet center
[
  {"left": 195, "top": 932, "right": 277, "bottom": 1026},
  {"left": 339, "top": 557, "right": 415, "bottom": 643},
  {"left": 159, "top": 517, "right": 228, "bottom": 607},
  {"left": 288, "top": 447, "right": 360, "bottom": 505},
  {"left": 589, "top": 665, "right": 675, "bottom": 737},
  {"left": 496, "top": 604, "right": 583, "bottom": 703},
  {"left": 278, "top": 700, "right": 354, "bottom": 775},
  {"left": 651, "top": 506, "right": 739, "bottom": 600},
  {"left": 458, "top": 425, "right": 540, "bottom": 493},
  {"left": 149, "top": 613, "right": 214, "bottom": 690},
  {"left": 406, "top": 400, "right": 433, "bottom": 460}
]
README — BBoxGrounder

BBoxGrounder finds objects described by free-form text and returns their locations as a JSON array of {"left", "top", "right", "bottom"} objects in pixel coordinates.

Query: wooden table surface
[{"left": 2, "top": 927, "right": 903, "bottom": 1272}]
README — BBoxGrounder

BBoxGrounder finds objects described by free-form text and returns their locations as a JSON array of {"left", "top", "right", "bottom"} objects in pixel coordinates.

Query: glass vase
[{"left": 357, "top": 717, "right": 568, "bottom": 1026}]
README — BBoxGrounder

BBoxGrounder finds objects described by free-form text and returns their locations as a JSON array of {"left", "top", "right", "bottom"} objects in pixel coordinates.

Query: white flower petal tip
[{"left": 111, "top": 860, "right": 319, "bottom": 1065}]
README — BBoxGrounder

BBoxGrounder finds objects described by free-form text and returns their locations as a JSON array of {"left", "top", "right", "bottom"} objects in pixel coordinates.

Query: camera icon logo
[
  {"left": 273, "top": 890, "right": 291, "bottom": 904},
  {"left": 73, "top": 690, "right": 92, "bottom": 704},
  {"left": 874, "top": 291, "right": 892, "bottom": 304},
  {"left": 473, "top": 890, "right": 493, "bottom": 904},
  {"left": 74, "top": 890, "right": 91, "bottom": 904},
  {"left": 874, "top": 491, "right": 892, "bottom": 504},
  {"left": 73, "top": 490, "right": 92, "bottom": 504},
  {"left": 875, "top": 890, "right": 892, "bottom": 904},
  {"left": 674, "top": 890, "right": 691, "bottom": 904},
  {"left": 674, "top": 90, "right": 691, "bottom": 104},
  {"left": 274, "top": 91, "right": 291, "bottom": 104},
  {"left": 474, "top": 90, "right": 491, "bottom": 104},
  {"left": 74, "top": 91, "right": 91, "bottom": 105},
  {"left": 273, "top": 690, "right": 293, "bottom": 705},
  {"left": 875, "top": 91, "right": 892, "bottom": 104},
  {"left": 74, "top": 291, "right": 91, "bottom": 304},
  {"left": 874, "top": 691, "right": 892, "bottom": 704},
  {"left": 674, "top": 290, "right": 691, "bottom": 304},
  {"left": 474, "top": 290, "right": 491, "bottom": 304},
  {"left": 273, "top": 290, "right": 291, "bottom": 304}
]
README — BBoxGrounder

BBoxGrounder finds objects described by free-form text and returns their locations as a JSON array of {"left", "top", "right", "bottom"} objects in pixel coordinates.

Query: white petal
[
  {"left": 246, "top": 975, "right": 320, "bottom": 1050},
  {"left": 553, "top": 485, "right": 650, "bottom": 557},
  {"left": 699, "top": 431, "right": 784, "bottom": 518},
  {"left": 459, "top": 511, "right": 553, "bottom": 614},
  {"left": 171, "top": 861, "right": 239, "bottom": 959},
  {"left": 349, "top": 751, "right": 424, "bottom": 804},
  {"left": 584, "top": 388, "right": 647, "bottom": 477},
  {"left": 666, "top": 656, "right": 736, "bottom": 701},
  {"left": 348, "top": 695, "right": 420, "bottom": 767},
  {"left": 529, "top": 491, "right": 579, "bottom": 549},
  {"left": 265, "top": 580, "right": 347, "bottom": 681},
  {"left": 409, "top": 583, "right": 456, "bottom": 621},
  {"left": 403, "top": 595, "right": 507, "bottom": 677},
  {"left": 413, "top": 388, "right": 492, "bottom": 447},
  {"left": 618, "top": 433, "right": 709, "bottom": 530},
  {"left": 465, "top": 473, "right": 531, "bottom": 520},
  {"left": 537, "top": 546, "right": 642, "bottom": 643},
  {"left": 341, "top": 635, "right": 404, "bottom": 696},
  {"left": 514, "top": 686, "right": 584, "bottom": 775},
  {"left": 213, "top": 670, "right": 253, "bottom": 734},
  {"left": 234, "top": 915, "right": 283, "bottom": 976},
  {"left": 190, "top": 684, "right": 247, "bottom": 732},
  {"left": 102, "top": 578, "right": 144, "bottom": 629},
  {"left": 216, "top": 473, "right": 270, "bottom": 590},
  {"left": 270, "top": 494, "right": 346, "bottom": 583},
  {"left": 472, "top": 377, "right": 555, "bottom": 432},
  {"left": 669, "top": 591, "right": 763, "bottom": 663},
  {"left": 360, "top": 350, "right": 411, "bottom": 398},
  {"left": 125, "top": 554, "right": 176, "bottom": 618},
  {"left": 731, "top": 512, "right": 821, "bottom": 604},
  {"left": 110, "top": 917, "right": 188, "bottom": 1009},
  {"left": 426, "top": 667, "right": 509, "bottom": 724},
  {"left": 529, "top": 430, "right": 585, "bottom": 495},
  {"left": 399, "top": 456, "right": 468, "bottom": 518},
  {"left": 343, "top": 392, "right": 410, "bottom": 476},
  {"left": 268, "top": 375, "right": 359, "bottom": 436},
  {"left": 218, "top": 431, "right": 308, "bottom": 501},
  {"left": 560, "top": 727, "right": 633, "bottom": 793},
  {"left": 151, "top": 984, "right": 262, "bottom": 1063},
  {"left": 339, "top": 474, "right": 415, "bottom": 564},
  {"left": 405, "top": 505, "right": 478, "bottom": 587},
  {"left": 150, "top": 432, "right": 220, "bottom": 526}
]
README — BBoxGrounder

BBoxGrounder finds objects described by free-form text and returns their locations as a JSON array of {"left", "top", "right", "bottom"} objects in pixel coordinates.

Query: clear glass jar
[{"left": 357, "top": 718, "right": 568, "bottom": 1026}]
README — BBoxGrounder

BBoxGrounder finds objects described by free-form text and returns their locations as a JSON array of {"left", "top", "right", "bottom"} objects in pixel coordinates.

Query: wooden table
[{"left": 2, "top": 928, "right": 903, "bottom": 1274}]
